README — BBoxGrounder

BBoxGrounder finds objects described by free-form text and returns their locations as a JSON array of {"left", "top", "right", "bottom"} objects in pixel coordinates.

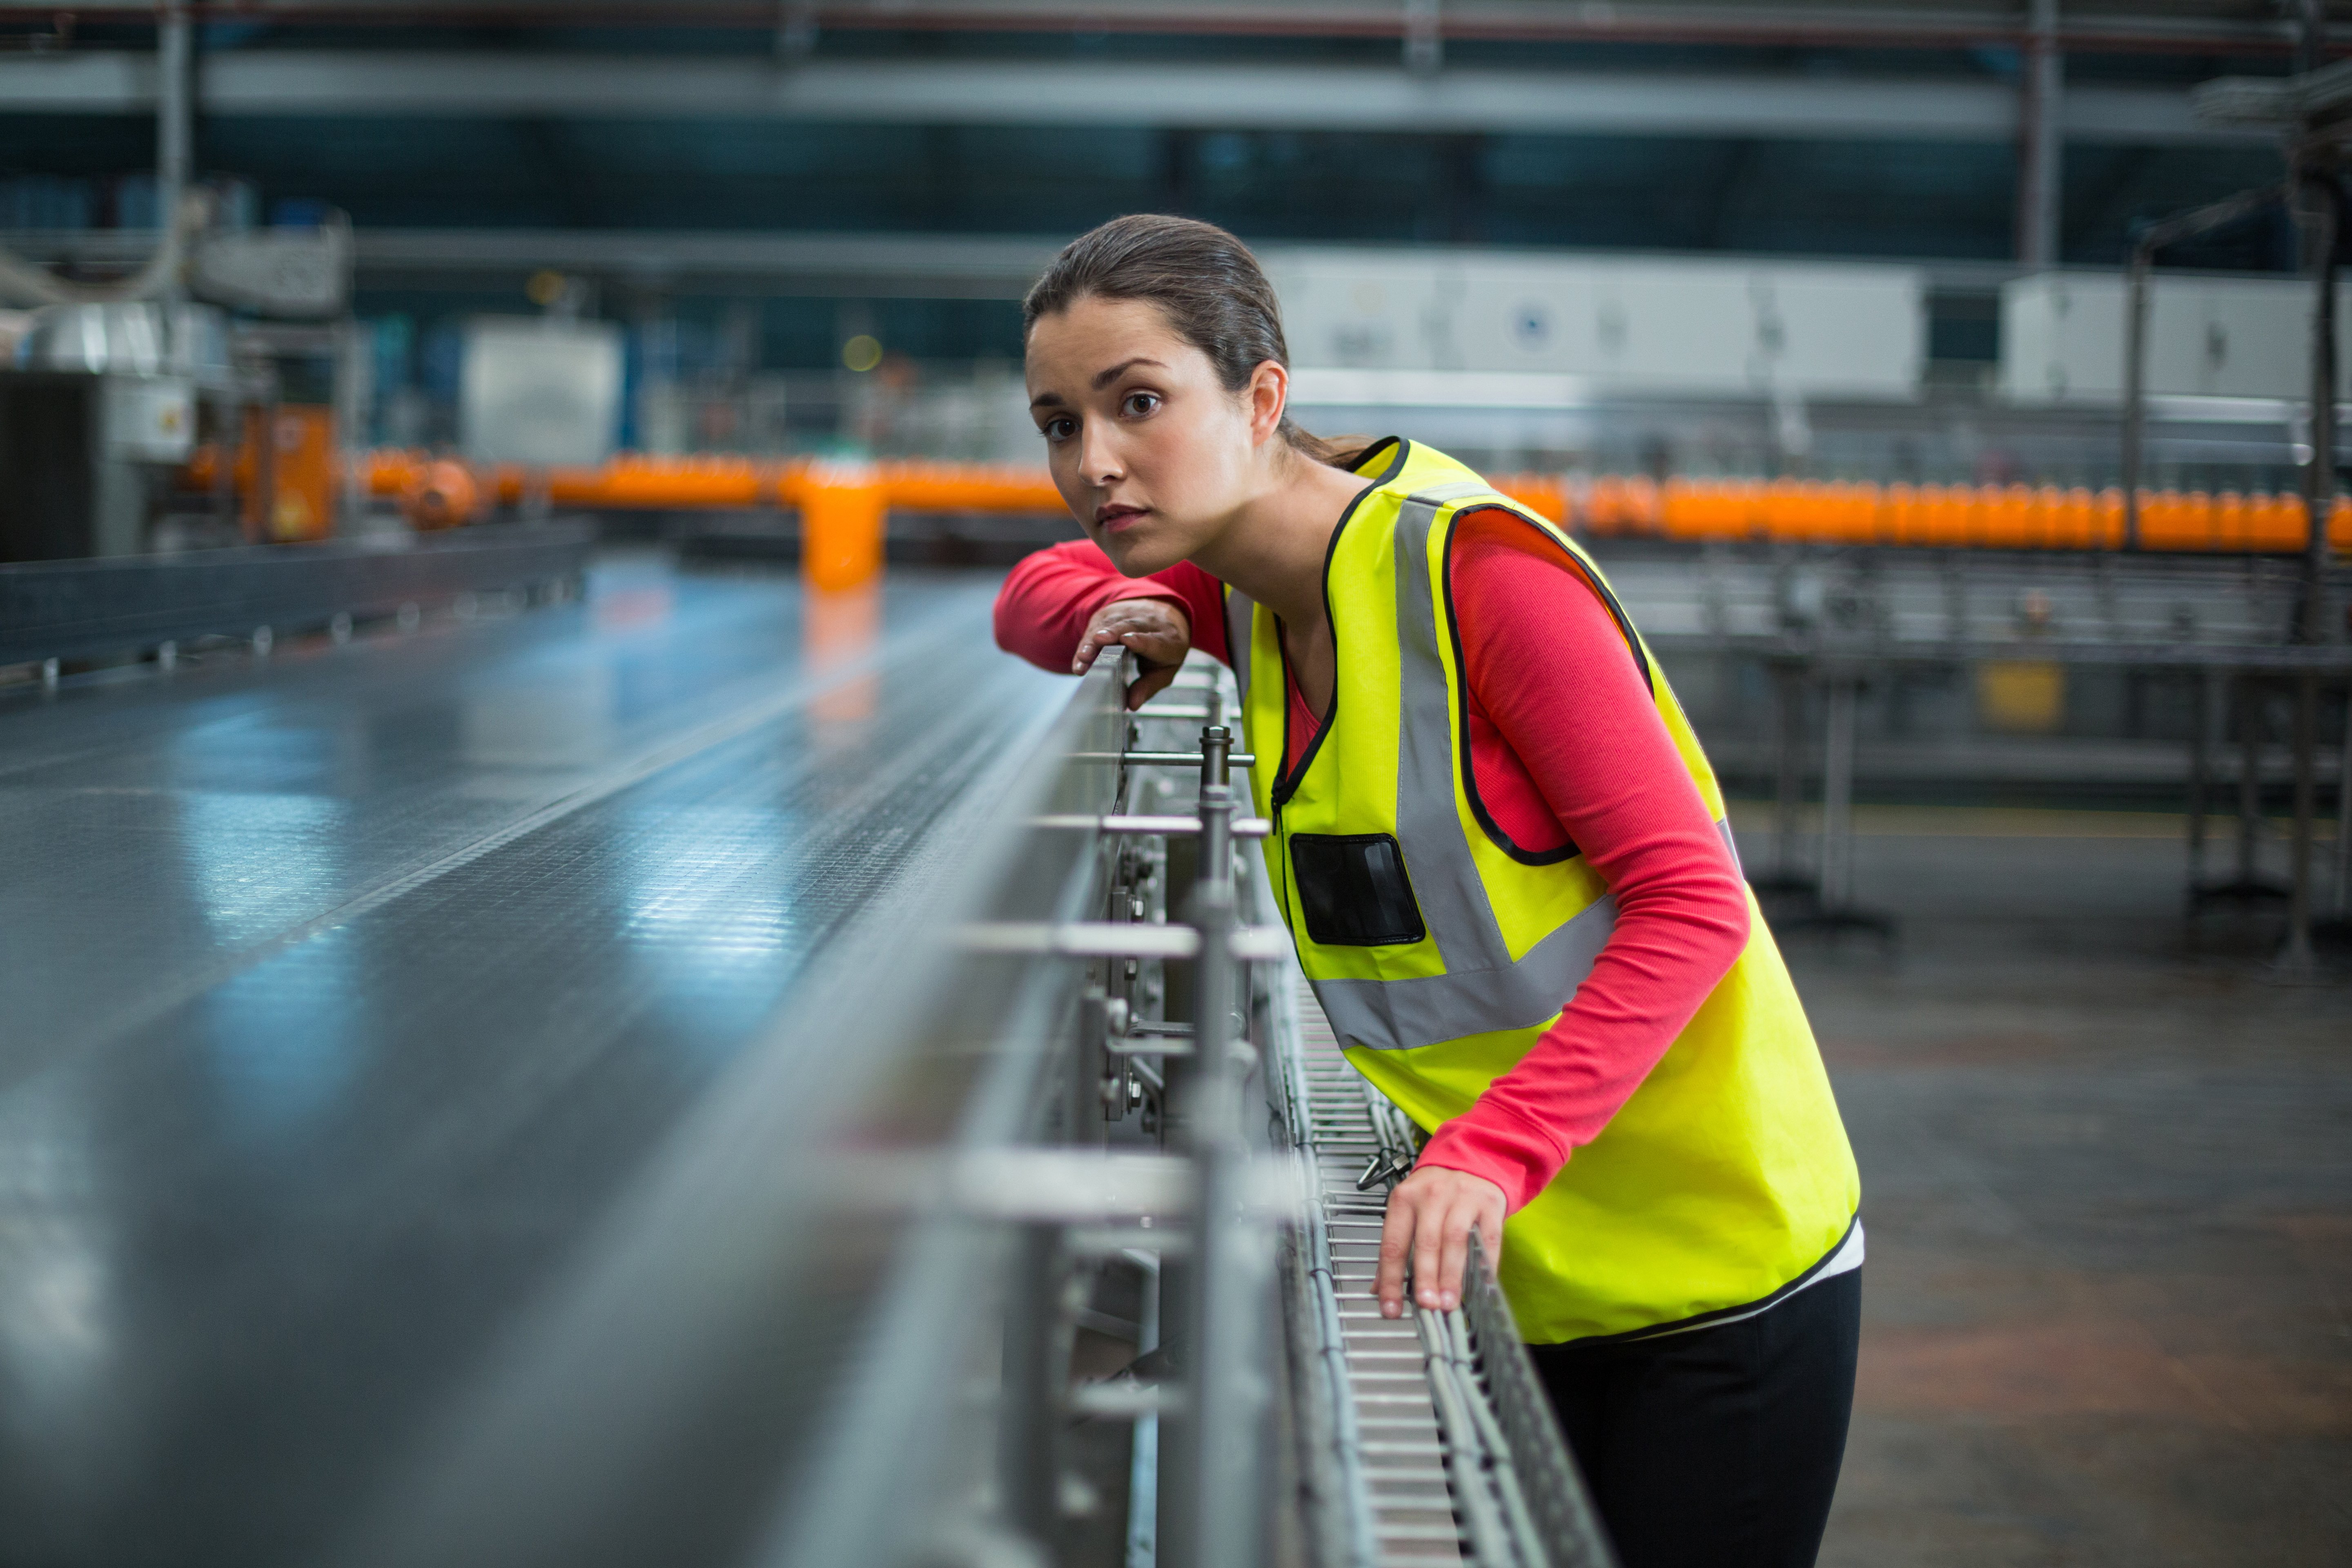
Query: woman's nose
[{"left": 1080, "top": 428, "right": 1123, "bottom": 486}]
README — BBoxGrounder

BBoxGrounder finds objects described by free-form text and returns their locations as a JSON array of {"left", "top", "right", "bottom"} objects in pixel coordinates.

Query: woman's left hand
[{"left": 1374, "top": 1165, "right": 1507, "bottom": 1318}]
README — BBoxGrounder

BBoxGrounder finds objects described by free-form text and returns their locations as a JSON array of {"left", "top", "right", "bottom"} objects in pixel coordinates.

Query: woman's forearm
[{"left": 1414, "top": 512, "right": 1751, "bottom": 1211}]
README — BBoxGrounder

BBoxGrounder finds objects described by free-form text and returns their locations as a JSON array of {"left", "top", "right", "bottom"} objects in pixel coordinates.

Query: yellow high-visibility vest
[{"left": 1228, "top": 438, "right": 1859, "bottom": 1344}]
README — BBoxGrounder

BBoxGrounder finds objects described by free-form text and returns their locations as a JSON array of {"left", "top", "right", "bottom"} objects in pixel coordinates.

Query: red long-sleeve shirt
[{"left": 992, "top": 510, "right": 1750, "bottom": 1212}]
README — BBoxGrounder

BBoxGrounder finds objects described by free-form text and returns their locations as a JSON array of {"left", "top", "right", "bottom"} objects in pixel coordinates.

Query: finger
[
  {"left": 1125, "top": 662, "right": 1182, "bottom": 710},
  {"left": 1374, "top": 1193, "right": 1414, "bottom": 1319},
  {"left": 1073, "top": 626, "right": 1134, "bottom": 674},
  {"left": 1478, "top": 1194, "right": 1505, "bottom": 1275},
  {"left": 1412, "top": 1200, "right": 1445, "bottom": 1312},
  {"left": 1437, "top": 1204, "right": 1472, "bottom": 1312}
]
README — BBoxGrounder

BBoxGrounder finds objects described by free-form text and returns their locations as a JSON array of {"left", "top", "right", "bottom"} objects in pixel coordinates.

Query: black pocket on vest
[{"left": 1290, "top": 833, "right": 1428, "bottom": 947}]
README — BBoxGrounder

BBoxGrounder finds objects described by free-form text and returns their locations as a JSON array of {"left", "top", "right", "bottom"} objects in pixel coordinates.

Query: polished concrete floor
[{"left": 1744, "top": 808, "right": 2352, "bottom": 1568}]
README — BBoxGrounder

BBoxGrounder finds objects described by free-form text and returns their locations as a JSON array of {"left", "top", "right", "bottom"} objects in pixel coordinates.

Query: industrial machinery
[{"left": 344, "top": 650, "right": 1618, "bottom": 1568}]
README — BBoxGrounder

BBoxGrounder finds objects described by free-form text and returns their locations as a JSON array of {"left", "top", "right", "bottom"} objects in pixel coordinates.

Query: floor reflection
[{"left": 806, "top": 581, "right": 880, "bottom": 733}]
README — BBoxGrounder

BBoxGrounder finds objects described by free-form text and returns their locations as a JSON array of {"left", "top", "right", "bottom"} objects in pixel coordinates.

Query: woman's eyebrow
[
  {"left": 1091, "top": 357, "right": 1168, "bottom": 389},
  {"left": 1029, "top": 390, "right": 1066, "bottom": 408}
]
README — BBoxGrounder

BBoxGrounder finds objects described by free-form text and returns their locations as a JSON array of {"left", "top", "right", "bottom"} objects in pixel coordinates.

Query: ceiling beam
[
  {"left": 0, "top": 2, "right": 2318, "bottom": 56},
  {"left": 0, "top": 51, "right": 2270, "bottom": 145},
  {"left": 0, "top": 225, "right": 2055, "bottom": 299}
]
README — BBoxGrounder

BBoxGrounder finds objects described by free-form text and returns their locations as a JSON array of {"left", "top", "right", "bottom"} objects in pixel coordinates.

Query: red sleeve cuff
[{"left": 1416, "top": 1102, "right": 1567, "bottom": 1214}]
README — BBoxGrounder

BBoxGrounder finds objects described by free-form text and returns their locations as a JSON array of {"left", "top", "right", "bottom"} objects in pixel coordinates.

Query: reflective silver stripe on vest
[
  {"left": 1304, "top": 482, "right": 1737, "bottom": 1054},
  {"left": 1223, "top": 585, "right": 1256, "bottom": 696},
  {"left": 1390, "top": 487, "right": 1517, "bottom": 978},
  {"left": 1310, "top": 817, "right": 1742, "bottom": 1054},
  {"left": 1313, "top": 891, "right": 1621, "bottom": 1054}
]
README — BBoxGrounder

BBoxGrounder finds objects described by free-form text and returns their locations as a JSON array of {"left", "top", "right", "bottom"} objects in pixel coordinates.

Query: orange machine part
[
  {"left": 222, "top": 407, "right": 338, "bottom": 543},
  {"left": 795, "top": 467, "right": 889, "bottom": 592}
]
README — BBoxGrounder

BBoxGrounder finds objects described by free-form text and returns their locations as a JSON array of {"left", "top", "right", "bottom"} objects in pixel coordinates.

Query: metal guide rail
[
  {"left": 1103, "top": 657, "right": 1615, "bottom": 1568},
  {"left": 1278, "top": 981, "right": 1613, "bottom": 1568}
]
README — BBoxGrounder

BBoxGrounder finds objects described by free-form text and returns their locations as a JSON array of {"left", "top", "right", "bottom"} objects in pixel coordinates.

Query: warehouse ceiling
[{"left": 0, "top": 0, "right": 2333, "bottom": 348}]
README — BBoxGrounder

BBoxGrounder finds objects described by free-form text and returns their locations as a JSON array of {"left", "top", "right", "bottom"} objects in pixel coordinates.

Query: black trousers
[{"left": 1530, "top": 1270, "right": 1861, "bottom": 1568}]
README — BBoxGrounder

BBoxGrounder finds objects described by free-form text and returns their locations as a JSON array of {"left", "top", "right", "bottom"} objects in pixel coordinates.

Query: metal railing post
[
  {"left": 1774, "top": 661, "right": 1807, "bottom": 881},
  {"left": 1161, "top": 727, "right": 1271, "bottom": 1568},
  {"left": 1000, "top": 1222, "right": 1065, "bottom": 1548},
  {"left": 2237, "top": 674, "right": 2264, "bottom": 887},
  {"left": 2123, "top": 239, "right": 2153, "bottom": 551},
  {"left": 2296, "top": 169, "right": 2341, "bottom": 648},
  {"left": 2286, "top": 673, "right": 2321, "bottom": 967},
  {"left": 1818, "top": 670, "right": 1860, "bottom": 912},
  {"left": 2120, "top": 185, "right": 2288, "bottom": 552},
  {"left": 2337, "top": 682, "right": 2352, "bottom": 919},
  {"left": 2188, "top": 669, "right": 2218, "bottom": 893}
]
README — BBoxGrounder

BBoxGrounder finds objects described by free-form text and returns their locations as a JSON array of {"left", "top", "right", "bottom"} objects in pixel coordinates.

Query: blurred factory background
[
  {"left": 0, "top": 1, "right": 2343, "bottom": 489},
  {"left": 0, "top": 6, "right": 2347, "bottom": 1568},
  {"left": 7, "top": 1, "right": 2350, "bottom": 848}
]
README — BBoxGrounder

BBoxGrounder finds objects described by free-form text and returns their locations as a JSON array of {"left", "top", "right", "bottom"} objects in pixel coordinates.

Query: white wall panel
[
  {"left": 1264, "top": 251, "right": 1464, "bottom": 372},
  {"left": 1999, "top": 272, "right": 2352, "bottom": 405},
  {"left": 1267, "top": 249, "right": 1924, "bottom": 401}
]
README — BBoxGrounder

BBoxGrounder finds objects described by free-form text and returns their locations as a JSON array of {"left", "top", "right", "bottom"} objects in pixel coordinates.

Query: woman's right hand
[{"left": 1072, "top": 597, "right": 1193, "bottom": 710}]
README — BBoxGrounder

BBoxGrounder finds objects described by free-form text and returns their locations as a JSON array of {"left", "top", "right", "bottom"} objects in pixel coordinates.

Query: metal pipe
[
  {"left": 1773, "top": 661, "right": 1806, "bottom": 880},
  {"left": 254, "top": 378, "right": 281, "bottom": 547},
  {"left": 2335, "top": 680, "right": 2351, "bottom": 918},
  {"left": 2286, "top": 673, "right": 2319, "bottom": 967},
  {"left": 2238, "top": 674, "right": 2263, "bottom": 884},
  {"left": 156, "top": 0, "right": 191, "bottom": 310},
  {"left": 1818, "top": 671, "right": 1859, "bottom": 911},
  {"left": 2296, "top": 166, "right": 2340, "bottom": 647},
  {"left": 2187, "top": 669, "right": 2216, "bottom": 891},
  {"left": 1124, "top": 1248, "right": 1162, "bottom": 1568},
  {"left": 1163, "top": 871, "right": 1269, "bottom": 1568},
  {"left": 2017, "top": 0, "right": 2062, "bottom": 270},
  {"left": 2123, "top": 239, "right": 2152, "bottom": 552}
]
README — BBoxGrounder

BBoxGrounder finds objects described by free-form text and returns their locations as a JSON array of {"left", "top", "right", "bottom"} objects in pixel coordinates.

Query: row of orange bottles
[{"left": 1577, "top": 475, "right": 2352, "bottom": 553}]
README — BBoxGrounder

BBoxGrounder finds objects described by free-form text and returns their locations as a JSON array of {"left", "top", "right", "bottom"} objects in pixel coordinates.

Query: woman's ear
[{"left": 1245, "top": 359, "right": 1289, "bottom": 448}]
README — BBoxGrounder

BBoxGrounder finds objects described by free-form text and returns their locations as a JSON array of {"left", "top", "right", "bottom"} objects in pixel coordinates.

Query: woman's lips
[{"left": 1096, "top": 505, "right": 1147, "bottom": 534}]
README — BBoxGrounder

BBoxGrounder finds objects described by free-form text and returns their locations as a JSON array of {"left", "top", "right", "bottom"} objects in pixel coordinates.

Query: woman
[{"left": 995, "top": 214, "right": 1862, "bottom": 1568}]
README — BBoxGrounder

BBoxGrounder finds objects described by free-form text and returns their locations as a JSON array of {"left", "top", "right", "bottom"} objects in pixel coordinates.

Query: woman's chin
[{"left": 1106, "top": 532, "right": 1186, "bottom": 579}]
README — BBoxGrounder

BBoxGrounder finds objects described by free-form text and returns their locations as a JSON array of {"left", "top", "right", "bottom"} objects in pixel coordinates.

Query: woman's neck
[{"left": 1189, "top": 448, "right": 1370, "bottom": 628}]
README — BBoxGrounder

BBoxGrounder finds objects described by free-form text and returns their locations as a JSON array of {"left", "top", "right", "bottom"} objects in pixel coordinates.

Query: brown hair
[{"left": 1023, "top": 214, "right": 1368, "bottom": 469}]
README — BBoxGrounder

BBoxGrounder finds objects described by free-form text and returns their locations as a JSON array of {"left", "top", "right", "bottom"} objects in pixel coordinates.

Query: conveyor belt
[
  {"left": 0, "top": 557, "right": 1071, "bottom": 1567},
  {"left": 1188, "top": 646, "right": 1609, "bottom": 1568},
  {"left": 1290, "top": 986, "right": 1602, "bottom": 1568},
  {"left": 1294, "top": 992, "right": 1466, "bottom": 1565}
]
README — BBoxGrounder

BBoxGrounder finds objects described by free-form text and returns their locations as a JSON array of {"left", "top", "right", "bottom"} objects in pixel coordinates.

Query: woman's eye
[
  {"left": 1040, "top": 416, "right": 1076, "bottom": 441},
  {"left": 1122, "top": 392, "right": 1161, "bottom": 418}
]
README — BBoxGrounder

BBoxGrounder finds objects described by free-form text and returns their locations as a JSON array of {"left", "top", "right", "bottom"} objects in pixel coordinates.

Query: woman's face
[{"left": 1026, "top": 294, "right": 1277, "bottom": 577}]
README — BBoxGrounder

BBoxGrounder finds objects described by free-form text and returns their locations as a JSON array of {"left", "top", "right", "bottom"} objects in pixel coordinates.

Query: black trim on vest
[
  {"left": 1555, "top": 1212, "right": 1861, "bottom": 1348},
  {"left": 1272, "top": 437, "right": 1411, "bottom": 808},
  {"left": 1438, "top": 502, "right": 1657, "bottom": 868}
]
